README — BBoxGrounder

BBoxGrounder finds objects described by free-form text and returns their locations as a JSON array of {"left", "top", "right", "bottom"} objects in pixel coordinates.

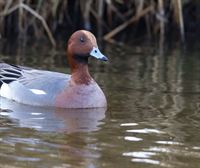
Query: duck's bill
[{"left": 90, "top": 47, "right": 108, "bottom": 61}]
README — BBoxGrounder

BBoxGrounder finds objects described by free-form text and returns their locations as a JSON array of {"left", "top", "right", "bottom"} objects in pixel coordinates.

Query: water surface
[{"left": 0, "top": 42, "right": 200, "bottom": 168}]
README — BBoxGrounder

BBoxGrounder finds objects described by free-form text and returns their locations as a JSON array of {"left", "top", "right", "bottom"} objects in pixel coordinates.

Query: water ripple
[
  {"left": 124, "top": 136, "right": 143, "bottom": 142},
  {"left": 123, "top": 151, "right": 156, "bottom": 158},
  {"left": 156, "top": 141, "right": 183, "bottom": 145},
  {"left": 0, "top": 153, "right": 41, "bottom": 162},
  {"left": 126, "top": 128, "right": 165, "bottom": 134},
  {"left": 131, "top": 158, "right": 160, "bottom": 165},
  {"left": 120, "top": 123, "right": 138, "bottom": 126}
]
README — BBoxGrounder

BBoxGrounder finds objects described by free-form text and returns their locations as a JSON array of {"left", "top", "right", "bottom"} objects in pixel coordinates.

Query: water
[{"left": 0, "top": 42, "right": 200, "bottom": 168}]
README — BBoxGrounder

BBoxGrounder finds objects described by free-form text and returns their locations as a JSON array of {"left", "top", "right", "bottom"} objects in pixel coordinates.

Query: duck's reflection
[{"left": 0, "top": 97, "right": 106, "bottom": 133}]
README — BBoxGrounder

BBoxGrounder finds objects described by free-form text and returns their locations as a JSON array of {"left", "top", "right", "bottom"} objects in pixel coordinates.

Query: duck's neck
[
  {"left": 68, "top": 51, "right": 93, "bottom": 85},
  {"left": 71, "top": 64, "right": 92, "bottom": 85}
]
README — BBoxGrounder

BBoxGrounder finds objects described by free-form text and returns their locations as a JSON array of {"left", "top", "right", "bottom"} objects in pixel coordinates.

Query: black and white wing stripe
[{"left": 0, "top": 64, "right": 22, "bottom": 87}]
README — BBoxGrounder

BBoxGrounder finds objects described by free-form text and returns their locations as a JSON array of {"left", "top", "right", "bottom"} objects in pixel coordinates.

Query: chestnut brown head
[{"left": 67, "top": 30, "right": 108, "bottom": 64}]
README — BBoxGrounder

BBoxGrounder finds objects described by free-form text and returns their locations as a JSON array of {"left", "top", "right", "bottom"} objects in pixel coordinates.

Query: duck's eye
[{"left": 80, "top": 37, "right": 85, "bottom": 43}]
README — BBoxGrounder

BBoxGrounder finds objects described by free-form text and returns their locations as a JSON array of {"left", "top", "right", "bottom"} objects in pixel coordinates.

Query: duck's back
[{"left": 0, "top": 63, "right": 70, "bottom": 106}]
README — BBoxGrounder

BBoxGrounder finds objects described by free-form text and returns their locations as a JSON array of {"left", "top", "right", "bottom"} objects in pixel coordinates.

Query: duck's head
[{"left": 67, "top": 30, "right": 108, "bottom": 67}]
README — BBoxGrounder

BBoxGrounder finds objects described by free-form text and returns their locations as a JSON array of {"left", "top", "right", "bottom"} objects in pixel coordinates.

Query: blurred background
[
  {"left": 1, "top": 1, "right": 200, "bottom": 168},
  {"left": 0, "top": 0, "right": 199, "bottom": 48}
]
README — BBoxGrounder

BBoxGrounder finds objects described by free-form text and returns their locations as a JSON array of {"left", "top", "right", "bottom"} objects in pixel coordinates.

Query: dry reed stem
[
  {"left": 81, "top": 0, "right": 93, "bottom": 30},
  {"left": 90, "top": 8, "right": 109, "bottom": 30},
  {"left": 3, "top": 0, "right": 13, "bottom": 14},
  {"left": 103, "top": 5, "right": 154, "bottom": 42},
  {"left": 158, "top": 0, "right": 165, "bottom": 53},
  {"left": 177, "top": 0, "right": 185, "bottom": 43},
  {"left": 0, "top": 1, "right": 56, "bottom": 47},
  {"left": 136, "top": 0, "right": 144, "bottom": 16},
  {"left": 105, "top": 0, "right": 125, "bottom": 21},
  {"left": 18, "top": 0, "right": 23, "bottom": 35},
  {"left": 22, "top": 4, "right": 56, "bottom": 47}
]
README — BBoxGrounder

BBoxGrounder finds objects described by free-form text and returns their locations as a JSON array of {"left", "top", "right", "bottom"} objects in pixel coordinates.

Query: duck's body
[{"left": 0, "top": 30, "right": 108, "bottom": 108}]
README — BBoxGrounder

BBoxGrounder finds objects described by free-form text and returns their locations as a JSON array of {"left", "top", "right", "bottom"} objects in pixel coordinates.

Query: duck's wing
[
  {"left": 0, "top": 63, "right": 23, "bottom": 86},
  {"left": 0, "top": 63, "right": 70, "bottom": 93}
]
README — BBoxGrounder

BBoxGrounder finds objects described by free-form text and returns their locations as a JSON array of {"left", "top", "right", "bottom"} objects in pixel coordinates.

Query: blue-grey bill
[{"left": 90, "top": 47, "right": 108, "bottom": 61}]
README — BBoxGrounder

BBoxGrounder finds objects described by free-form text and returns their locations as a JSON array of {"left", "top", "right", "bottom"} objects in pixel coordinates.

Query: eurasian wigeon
[{"left": 0, "top": 30, "right": 108, "bottom": 108}]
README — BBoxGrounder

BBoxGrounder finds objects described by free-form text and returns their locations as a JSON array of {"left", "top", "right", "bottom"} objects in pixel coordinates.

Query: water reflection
[
  {"left": 0, "top": 97, "right": 106, "bottom": 133},
  {"left": 0, "top": 42, "right": 200, "bottom": 167}
]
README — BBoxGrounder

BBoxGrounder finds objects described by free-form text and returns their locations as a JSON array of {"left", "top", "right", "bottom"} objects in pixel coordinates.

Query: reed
[{"left": 0, "top": 0, "right": 196, "bottom": 46}]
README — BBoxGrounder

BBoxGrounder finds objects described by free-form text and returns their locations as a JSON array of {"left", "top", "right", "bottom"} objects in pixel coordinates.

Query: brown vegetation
[{"left": 0, "top": 0, "right": 199, "bottom": 46}]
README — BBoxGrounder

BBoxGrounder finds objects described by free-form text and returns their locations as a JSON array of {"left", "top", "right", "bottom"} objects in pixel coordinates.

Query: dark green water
[{"left": 0, "top": 42, "right": 200, "bottom": 168}]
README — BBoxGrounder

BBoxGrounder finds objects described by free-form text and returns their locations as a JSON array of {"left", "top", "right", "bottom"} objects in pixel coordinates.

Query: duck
[{"left": 0, "top": 30, "right": 108, "bottom": 108}]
